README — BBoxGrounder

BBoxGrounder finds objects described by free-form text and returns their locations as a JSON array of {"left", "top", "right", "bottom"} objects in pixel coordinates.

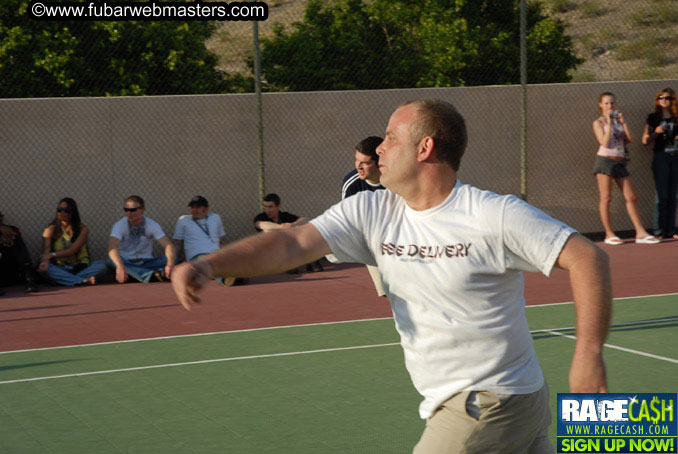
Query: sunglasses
[
  {"left": 123, "top": 207, "right": 140, "bottom": 213},
  {"left": 658, "top": 96, "right": 673, "bottom": 100},
  {"left": 56, "top": 208, "right": 71, "bottom": 213}
]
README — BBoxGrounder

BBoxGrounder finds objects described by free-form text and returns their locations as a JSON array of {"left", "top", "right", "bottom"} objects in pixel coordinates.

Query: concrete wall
[{"left": 2, "top": 79, "right": 674, "bottom": 261}]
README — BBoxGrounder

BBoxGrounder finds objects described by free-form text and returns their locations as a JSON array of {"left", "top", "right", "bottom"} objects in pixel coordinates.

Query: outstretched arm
[
  {"left": 555, "top": 233, "right": 612, "bottom": 393},
  {"left": 171, "top": 223, "right": 331, "bottom": 310}
]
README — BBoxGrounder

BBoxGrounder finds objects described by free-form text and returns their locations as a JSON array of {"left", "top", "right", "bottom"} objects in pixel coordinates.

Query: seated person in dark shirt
[
  {"left": 253, "top": 193, "right": 323, "bottom": 273},
  {"left": 0, "top": 210, "right": 38, "bottom": 293}
]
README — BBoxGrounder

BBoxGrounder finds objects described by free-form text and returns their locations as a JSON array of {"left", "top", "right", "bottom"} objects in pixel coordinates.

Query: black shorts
[{"left": 593, "top": 155, "right": 629, "bottom": 178}]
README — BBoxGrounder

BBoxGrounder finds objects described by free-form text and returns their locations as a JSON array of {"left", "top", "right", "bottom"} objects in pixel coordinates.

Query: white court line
[
  {"left": 0, "top": 342, "right": 401, "bottom": 385},
  {"left": 2, "top": 317, "right": 676, "bottom": 386},
  {"left": 545, "top": 330, "right": 678, "bottom": 364},
  {"left": 526, "top": 291, "right": 678, "bottom": 308},
  {"left": 531, "top": 316, "right": 678, "bottom": 334},
  {"left": 2, "top": 292, "right": 676, "bottom": 356},
  {"left": 0, "top": 317, "right": 395, "bottom": 355}
]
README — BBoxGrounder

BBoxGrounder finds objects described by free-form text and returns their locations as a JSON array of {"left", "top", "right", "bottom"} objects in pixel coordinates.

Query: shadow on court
[{"left": 0, "top": 359, "right": 87, "bottom": 372}]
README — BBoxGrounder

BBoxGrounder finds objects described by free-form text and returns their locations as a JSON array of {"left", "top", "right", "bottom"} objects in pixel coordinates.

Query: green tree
[
  {"left": 258, "top": 0, "right": 417, "bottom": 91},
  {"left": 0, "top": 0, "right": 249, "bottom": 97},
  {"left": 259, "top": 0, "right": 581, "bottom": 91}
]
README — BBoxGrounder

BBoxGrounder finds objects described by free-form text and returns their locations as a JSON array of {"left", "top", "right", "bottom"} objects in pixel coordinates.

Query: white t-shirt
[
  {"left": 173, "top": 214, "right": 226, "bottom": 260},
  {"left": 311, "top": 180, "right": 576, "bottom": 419},
  {"left": 110, "top": 216, "right": 167, "bottom": 261}
]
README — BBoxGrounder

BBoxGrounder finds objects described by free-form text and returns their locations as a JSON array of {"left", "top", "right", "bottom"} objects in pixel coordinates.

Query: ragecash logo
[{"left": 557, "top": 393, "right": 677, "bottom": 453}]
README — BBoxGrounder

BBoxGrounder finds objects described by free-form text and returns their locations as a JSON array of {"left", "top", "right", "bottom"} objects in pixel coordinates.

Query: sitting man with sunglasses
[{"left": 107, "top": 195, "right": 176, "bottom": 283}]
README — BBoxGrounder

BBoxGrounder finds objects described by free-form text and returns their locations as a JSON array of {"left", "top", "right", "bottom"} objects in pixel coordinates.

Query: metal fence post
[
  {"left": 253, "top": 20, "right": 265, "bottom": 210},
  {"left": 520, "top": 0, "right": 528, "bottom": 202}
]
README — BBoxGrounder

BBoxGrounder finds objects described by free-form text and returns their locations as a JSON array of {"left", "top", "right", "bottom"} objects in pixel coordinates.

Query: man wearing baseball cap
[{"left": 173, "top": 196, "right": 243, "bottom": 286}]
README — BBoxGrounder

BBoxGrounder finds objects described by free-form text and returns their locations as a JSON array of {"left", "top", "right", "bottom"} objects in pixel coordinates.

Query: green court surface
[{"left": 1, "top": 295, "right": 676, "bottom": 453}]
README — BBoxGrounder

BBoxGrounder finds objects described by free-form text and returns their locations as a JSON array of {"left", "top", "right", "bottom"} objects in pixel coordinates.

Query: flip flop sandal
[
  {"left": 604, "top": 236, "right": 624, "bottom": 245},
  {"left": 635, "top": 235, "right": 661, "bottom": 244}
]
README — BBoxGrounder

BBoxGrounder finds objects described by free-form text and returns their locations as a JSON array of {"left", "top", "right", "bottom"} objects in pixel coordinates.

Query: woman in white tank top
[{"left": 592, "top": 92, "right": 659, "bottom": 245}]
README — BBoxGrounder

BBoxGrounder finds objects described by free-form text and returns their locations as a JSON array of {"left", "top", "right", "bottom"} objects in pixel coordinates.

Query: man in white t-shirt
[
  {"left": 174, "top": 196, "right": 241, "bottom": 286},
  {"left": 107, "top": 195, "right": 176, "bottom": 283},
  {"left": 173, "top": 196, "right": 226, "bottom": 262},
  {"left": 171, "top": 100, "right": 611, "bottom": 454}
]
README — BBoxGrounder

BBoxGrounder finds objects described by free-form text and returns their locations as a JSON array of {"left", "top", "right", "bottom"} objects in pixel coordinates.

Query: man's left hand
[{"left": 171, "top": 261, "right": 211, "bottom": 311}]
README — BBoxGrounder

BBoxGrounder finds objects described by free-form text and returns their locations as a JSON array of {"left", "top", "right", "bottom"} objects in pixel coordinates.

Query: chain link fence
[{"left": 2, "top": 0, "right": 677, "bottom": 263}]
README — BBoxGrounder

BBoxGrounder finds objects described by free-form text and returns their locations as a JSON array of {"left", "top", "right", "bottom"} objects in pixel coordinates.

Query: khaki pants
[
  {"left": 413, "top": 383, "right": 554, "bottom": 454},
  {"left": 366, "top": 264, "right": 386, "bottom": 297}
]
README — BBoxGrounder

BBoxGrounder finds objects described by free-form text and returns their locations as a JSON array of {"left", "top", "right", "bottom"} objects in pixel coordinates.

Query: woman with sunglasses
[
  {"left": 593, "top": 92, "right": 659, "bottom": 245},
  {"left": 642, "top": 88, "right": 678, "bottom": 240},
  {"left": 37, "top": 198, "right": 107, "bottom": 286}
]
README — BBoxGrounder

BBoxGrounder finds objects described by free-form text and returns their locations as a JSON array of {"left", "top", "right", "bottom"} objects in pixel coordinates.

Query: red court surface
[{"left": 1, "top": 239, "right": 676, "bottom": 352}]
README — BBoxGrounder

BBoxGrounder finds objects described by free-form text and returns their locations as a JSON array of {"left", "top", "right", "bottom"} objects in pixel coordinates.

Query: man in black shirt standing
[{"left": 254, "top": 193, "right": 322, "bottom": 272}]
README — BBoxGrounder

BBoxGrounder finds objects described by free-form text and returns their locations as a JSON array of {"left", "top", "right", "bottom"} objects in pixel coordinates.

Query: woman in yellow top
[{"left": 37, "top": 198, "right": 106, "bottom": 286}]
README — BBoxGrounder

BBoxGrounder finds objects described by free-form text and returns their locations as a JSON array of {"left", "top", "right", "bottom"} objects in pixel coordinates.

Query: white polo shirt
[
  {"left": 173, "top": 213, "right": 226, "bottom": 260},
  {"left": 311, "top": 180, "right": 576, "bottom": 419}
]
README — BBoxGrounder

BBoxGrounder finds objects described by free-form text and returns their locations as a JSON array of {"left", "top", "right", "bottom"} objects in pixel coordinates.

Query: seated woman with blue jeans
[{"left": 37, "top": 198, "right": 106, "bottom": 286}]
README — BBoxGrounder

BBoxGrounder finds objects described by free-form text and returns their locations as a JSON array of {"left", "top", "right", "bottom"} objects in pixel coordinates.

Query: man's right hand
[
  {"left": 569, "top": 349, "right": 608, "bottom": 393},
  {"left": 115, "top": 266, "right": 128, "bottom": 284},
  {"left": 171, "top": 261, "right": 212, "bottom": 311}
]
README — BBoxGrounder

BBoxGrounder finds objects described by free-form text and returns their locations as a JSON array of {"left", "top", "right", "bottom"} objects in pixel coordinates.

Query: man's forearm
[
  {"left": 165, "top": 244, "right": 176, "bottom": 265},
  {"left": 108, "top": 249, "right": 125, "bottom": 268},
  {"left": 200, "top": 224, "right": 329, "bottom": 278},
  {"left": 570, "top": 245, "right": 612, "bottom": 350},
  {"left": 557, "top": 235, "right": 611, "bottom": 392},
  {"left": 256, "top": 221, "right": 282, "bottom": 231},
  {"left": 291, "top": 217, "right": 309, "bottom": 227}
]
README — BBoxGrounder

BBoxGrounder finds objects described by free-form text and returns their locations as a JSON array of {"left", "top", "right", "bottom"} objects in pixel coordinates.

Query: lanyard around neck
[{"left": 192, "top": 215, "right": 210, "bottom": 237}]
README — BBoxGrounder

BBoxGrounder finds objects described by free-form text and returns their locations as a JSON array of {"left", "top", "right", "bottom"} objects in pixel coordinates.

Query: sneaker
[
  {"left": 81, "top": 276, "right": 96, "bottom": 285},
  {"left": 217, "top": 276, "right": 237, "bottom": 287},
  {"left": 217, "top": 277, "right": 249, "bottom": 287},
  {"left": 306, "top": 260, "right": 324, "bottom": 272},
  {"left": 24, "top": 270, "right": 39, "bottom": 293}
]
